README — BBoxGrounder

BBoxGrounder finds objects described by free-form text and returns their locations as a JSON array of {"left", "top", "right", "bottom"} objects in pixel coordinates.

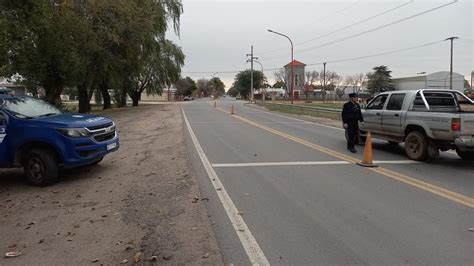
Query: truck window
[
  {"left": 414, "top": 92, "right": 456, "bottom": 107},
  {"left": 386, "top": 94, "right": 405, "bottom": 110},
  {"left": 367, "top": 95, "right": 388, "bottom": 110}
]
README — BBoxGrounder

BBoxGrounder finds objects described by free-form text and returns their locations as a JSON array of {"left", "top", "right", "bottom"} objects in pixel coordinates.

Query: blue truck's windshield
[{"left": 1, "top": 97, "right": 62, "bottom": 119}]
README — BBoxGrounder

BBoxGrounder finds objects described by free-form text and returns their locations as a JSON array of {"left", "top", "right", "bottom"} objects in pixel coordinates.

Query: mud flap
[{"left": 428, "top": 140, "right": 440, "bottom": 158}]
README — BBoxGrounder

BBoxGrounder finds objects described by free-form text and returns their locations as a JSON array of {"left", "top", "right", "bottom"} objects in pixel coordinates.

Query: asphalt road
[{"left": 183, "top": 98, "right": 473, "bottom": 265}]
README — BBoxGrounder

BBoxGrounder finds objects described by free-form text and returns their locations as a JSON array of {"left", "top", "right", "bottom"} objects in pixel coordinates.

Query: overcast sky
[{"left": 168, "top": 0, "right": 473, "bottom": 89}]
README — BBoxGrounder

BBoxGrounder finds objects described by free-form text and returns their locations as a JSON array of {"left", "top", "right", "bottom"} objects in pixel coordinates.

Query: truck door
[
  {"left": 382, "top": 93, "right": 406, "bottom": 137},
  {"left": 364, "top": 94, "right": 388, "bottom": 134},
  {"left": 0, "top": 112, "right": 7, "bottom": 163}
]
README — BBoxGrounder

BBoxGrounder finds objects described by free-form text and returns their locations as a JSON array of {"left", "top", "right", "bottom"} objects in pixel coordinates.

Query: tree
[
  {"left": 0, "top": 0, "right": 185, "bottom": 111},
  {"left": 316, "top": 70, "right": 340, "bottom": 102},
  {"left": 273, "top": 68, "right": 289, "bottom": 96},
  {"left": 349, "top": 73, "right": 366, "bottom": 94},
  {"left": 273, "top": 80, "right": 286, "bottom": 89},
  {"left": 366, "top": 65, "right": 395, "bottom": 95},
  {"left": 227, "top": 87, "right": 239, "bottom": 97},
  {"left": 305, "top": 70, "right": 319, "bottom": 86},
  {"left": 175, "top": 77, "right": 197, "bottom": 98},
  {"left": 233, "top": 70, "right": 266, "bottom": 99},
  {"left": 0, "top": 1, "right": 85, "bottom": 106},
  {"left": 209, "top": 77, "right": 226, "bottom": 96},
  {"left": 196, "top": 79, "right": 210, "bottom": 97},
  {"left": 303, "top": 70, "right": 319, "bottom": 102},
  {"left": 336, "top": 76, "right": 352, "bottom": 99},
  {"left": 127, "top": 40, "right": 184, "bottom": 106}
]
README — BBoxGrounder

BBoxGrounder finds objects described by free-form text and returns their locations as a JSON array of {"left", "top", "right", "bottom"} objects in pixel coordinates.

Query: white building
[{"left": 393, "top": 71, "right": 464, "bottom": 92}]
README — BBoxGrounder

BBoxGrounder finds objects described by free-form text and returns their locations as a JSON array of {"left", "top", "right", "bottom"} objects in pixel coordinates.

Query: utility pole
[
  {"left": 246, "top": 45, "right": 257, "bottom": 102},
  {"left": 323, "top": 62, "right": 326, "bottom": 103},
  {"left": 445, "top": 36, "right": 458, "bottom": 90}
]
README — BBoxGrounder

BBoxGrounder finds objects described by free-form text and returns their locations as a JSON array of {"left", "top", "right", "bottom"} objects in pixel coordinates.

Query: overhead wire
[
  {"left": 262, "top": 0, "right": 458, "bottom": 61},
  {"left": 304, "top": 39, "right": 446, "bottom": 67},
  {"left": 297, "top": 0, "right": 413, "bottom": 47},
  {"left": 259, "top": 0, "right": 362, "bottom": 56}
]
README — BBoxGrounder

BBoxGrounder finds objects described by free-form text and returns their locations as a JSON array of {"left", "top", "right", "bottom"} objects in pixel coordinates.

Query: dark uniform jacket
[{"left": 342, "top": 101, "right": 364, "bottom": 125}]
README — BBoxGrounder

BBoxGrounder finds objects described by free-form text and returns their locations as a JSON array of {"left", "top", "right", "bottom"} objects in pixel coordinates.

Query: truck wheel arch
[
  {"left": 404, "top": 125, "right": 427, "bottom": 141},
  {"left": 15, "top": 142, "right": 63, "bottom": 166}
]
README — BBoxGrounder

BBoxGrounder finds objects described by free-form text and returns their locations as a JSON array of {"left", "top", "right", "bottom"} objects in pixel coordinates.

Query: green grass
[
  {"left": 300, "top": 102, "right": 344, "bottom": 109},
  {"left": 263, "top": 103, "right": 342, "bottom": 121},
  {"left": 269, "top": 100, "right": 344, "bottom": 110}
]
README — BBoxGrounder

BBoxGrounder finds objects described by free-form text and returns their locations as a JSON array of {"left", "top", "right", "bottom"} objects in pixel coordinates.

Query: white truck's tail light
[{"left": 451, "top": 118, "right": 461, "bottom": 131}]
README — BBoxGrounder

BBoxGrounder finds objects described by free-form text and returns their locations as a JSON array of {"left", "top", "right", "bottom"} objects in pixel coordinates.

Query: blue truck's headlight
[{"left": 57, "top": 128, "right": 91, "bottom": 138}]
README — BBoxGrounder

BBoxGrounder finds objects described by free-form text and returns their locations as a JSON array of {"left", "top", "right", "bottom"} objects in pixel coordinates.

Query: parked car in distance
[
  {"left": 183, "top": 96, "right": 194, "bottom": 101},
  {"left": 360, "top": 89, "right": 474, "bottom": 161},
  {"left": 236, "top": 95, "right": 241, "bottom": 100},
  {"left": 0, "top": 94, "right": 119, "bottom": 186}
]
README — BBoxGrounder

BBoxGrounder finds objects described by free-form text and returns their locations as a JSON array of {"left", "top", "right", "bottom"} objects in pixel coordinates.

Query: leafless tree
[
  {"left": 317, "top": 70, "right": 340, "bottom": 102},
  {"left": 336, "top": 75, "right": 352, "bottom": 100},
  {"left": 274, "top": 68, "right": 289, "bottom": 96},
  {"left": 347, "top": 73, "right": 366, "bottom": 94},
  {"left": 305, "top": 70, "right": 319, "bottom": 85}
]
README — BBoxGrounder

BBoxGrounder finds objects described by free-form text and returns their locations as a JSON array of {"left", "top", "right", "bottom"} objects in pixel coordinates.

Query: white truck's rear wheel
[{"left": 404, "top": 131, "right": 428, "bottom": 161}]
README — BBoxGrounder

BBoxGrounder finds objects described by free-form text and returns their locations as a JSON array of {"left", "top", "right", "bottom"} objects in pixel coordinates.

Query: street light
[
  {"left": 254, "top": 60, "right": 265, "bottom": 101},
  {"left": 268, "top": 29, "right": 294, "bottom": 104}
]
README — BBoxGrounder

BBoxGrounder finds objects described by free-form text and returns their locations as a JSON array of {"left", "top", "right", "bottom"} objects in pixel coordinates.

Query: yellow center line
[{"left": 212, "top": 105, "right": 474, "bottom": 208}]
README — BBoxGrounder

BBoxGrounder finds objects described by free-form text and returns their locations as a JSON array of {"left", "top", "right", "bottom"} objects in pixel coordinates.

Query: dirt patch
[{"left": 0, "top": 104, "right": 223, "bottom": 265}]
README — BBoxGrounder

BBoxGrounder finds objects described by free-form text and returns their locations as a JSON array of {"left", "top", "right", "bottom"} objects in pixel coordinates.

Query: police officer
[{"left": 342, "top": 93, "right": 364, "bottom": 153}]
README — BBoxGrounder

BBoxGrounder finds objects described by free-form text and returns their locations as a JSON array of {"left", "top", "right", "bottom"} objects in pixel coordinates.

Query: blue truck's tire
[
  {"left": 24, "top": 149, "right": 59, "bottom": 186},
  {"left": 455, "top": 149, "right": 474, "bottom": 160}
]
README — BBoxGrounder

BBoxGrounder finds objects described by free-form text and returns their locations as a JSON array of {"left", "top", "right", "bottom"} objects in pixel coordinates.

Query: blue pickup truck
[{"left": 0, "top": 90, "right": 119, "bottom": 186}]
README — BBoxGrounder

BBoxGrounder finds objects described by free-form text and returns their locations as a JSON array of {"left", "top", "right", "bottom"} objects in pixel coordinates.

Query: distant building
[
  {"left": 392, "top": 71, "right": 464, "bottom": 92},
  {"left": 140, "top": 86, "right": 177, "bottom": 101},
  {"left": 260, "top": 87, "right": 286, "bottom": 100},
  {"left": 284, "top": 60, "right": 306, "bottom": 99},
  {"left": 0, "top": 84, "right": 27, "bottom": 96}
]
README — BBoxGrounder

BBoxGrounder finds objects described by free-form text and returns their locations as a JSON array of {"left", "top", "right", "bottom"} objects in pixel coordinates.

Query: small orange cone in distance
[
  {"left": 357, "top": 131, "right": 378, "bottom": 168},
  {"left": 230, "top": 104, "right": 235, "bottom": 115}
]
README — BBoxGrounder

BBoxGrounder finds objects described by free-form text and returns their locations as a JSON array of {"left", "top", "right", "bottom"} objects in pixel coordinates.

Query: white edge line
[
  {"left": 241, "top": 102, "right": 345, "bottom": 131},
  {"left": 182, "top": 108, "right": 270, "bottom": 266}
]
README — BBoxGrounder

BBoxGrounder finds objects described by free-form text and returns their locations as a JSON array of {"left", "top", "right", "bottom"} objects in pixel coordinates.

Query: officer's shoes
[{"left": 348, "top": 147, "right": 357, "bottom": 153}]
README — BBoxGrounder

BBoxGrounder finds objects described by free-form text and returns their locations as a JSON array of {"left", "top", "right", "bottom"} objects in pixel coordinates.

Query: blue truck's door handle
[
  {"left": 394, "top": 114, "right": 400, "bottom": 117},
  {"left": 376, "top": 113, "right": 381, "bottom": 115}
]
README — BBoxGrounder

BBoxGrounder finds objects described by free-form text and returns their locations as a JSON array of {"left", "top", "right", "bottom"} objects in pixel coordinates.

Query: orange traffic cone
[
  {"left": 230, "top": 104, "right": 235, "bottom": 115},
  {"left": 213, "top": 101, "right": 217, "bottom": 107},
  {"left": 357, "top": 131, "right": 378, "bottom": 168}
]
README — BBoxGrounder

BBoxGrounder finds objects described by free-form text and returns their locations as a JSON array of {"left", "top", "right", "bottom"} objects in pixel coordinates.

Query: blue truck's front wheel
[{"left": 24, "top": 149, "right": 59, "bottom": 186}]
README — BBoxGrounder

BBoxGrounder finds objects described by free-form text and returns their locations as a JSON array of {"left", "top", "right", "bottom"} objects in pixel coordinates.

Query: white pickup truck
[{"left": 360, "top": 89, "right": 474, "bottom": 161}]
